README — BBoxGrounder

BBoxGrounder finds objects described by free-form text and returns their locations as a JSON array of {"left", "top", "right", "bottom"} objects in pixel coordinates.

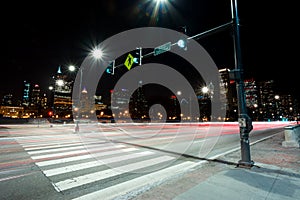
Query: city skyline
[
  {"left": 3, "top": 0, "right": 298, "bottom": 101},
  {"left": 1, "top": 68, "right": 298, "bottom": 122}
]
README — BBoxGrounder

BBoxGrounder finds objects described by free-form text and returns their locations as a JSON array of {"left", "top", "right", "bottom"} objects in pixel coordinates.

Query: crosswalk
[{"left": 14, "top": 133, "right": 200, "bottom": 200}]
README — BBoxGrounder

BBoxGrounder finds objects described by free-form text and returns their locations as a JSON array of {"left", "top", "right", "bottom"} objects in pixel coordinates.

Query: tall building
[
  {"left": 129, "top": 81, "right": 149, "bottom": 122},
  {"left": 219, "top": 68, "right": 238, "bottom": 121},
  {"left": 78, "top": 87, "right": 95, "bottom": 118},
  {"left": 23, "top": 84, "right": 41, "bottom": 117},
  {"left": 111, "top": 88, "right": 131, "bottom": 111},
  {"left": 256, "top": 80, "right": 298, "bottom": 121},
  {"left": 0, "top": 94, "right": 24, "bottom": 118},
  {"left": 257, "top": 80, "right": 276, "bottom": 121},
  {"left": 244, "top": 79, "right": 259, "bottom": 120},
  {"left": 278, "top": 94, "right": 297, "bottom": 121},
  {"left": 53, "top": 66, "right": 73, "bottom": 118},
  {"left": 2, "top": 94, "right": 13, "bottom": 106},
  {"left": 218, "top": 69, "right": 300, "bottom": 122},
  {"left": 22, "top": 80, "right": 30, "bottom": 106},
  {"left": 30, "top": 84, "right": 41, "bottom": 107}
]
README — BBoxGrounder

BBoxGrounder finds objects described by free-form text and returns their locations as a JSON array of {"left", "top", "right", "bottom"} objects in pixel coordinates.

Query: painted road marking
[
  {"left": 43, "top": 151, "right": 154, "bottom": 177},
  {"left": 53, "top": 156, "right": 175, "bottom": 191}
]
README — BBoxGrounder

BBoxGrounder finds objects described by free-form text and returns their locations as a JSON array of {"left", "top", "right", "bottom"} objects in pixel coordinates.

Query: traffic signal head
[
  {"left": 177, "top": 38, "right": 187, "bottom": 51},
  {"left": 133, "top": 47, "right": 142, "bottom": 65},
  {"left": 133, "top": 57, "right": 139, "bottom": 64},
  {"left": 106, "top": 60, "right": 115, "bottom": 75}
]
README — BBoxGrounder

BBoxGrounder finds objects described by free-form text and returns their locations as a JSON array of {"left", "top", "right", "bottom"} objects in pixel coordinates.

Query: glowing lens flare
[
  {"left": 155, "top": 0, "right": 168, "bottom": 3},
  {"left": 92, "top": 48, "right": 103, "bottom": 60},
  {"left": 56, "top": 79, "right": 64, "bottom": 86}
]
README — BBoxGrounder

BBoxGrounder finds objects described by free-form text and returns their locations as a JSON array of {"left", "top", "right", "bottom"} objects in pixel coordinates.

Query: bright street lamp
[
  {"left": 72, "top": 47, "right": 104, "bottom": 132},
  {"left": 68, "top": 65, "right": 76, "bottom": 72},
  {"left": 92, "top": 48, "right": 103, "bottom": 60},
  {"left": 155, "top": 0, "right": 168, "bottom": 4},
  {"left": 201, "top": 86, "right": 209, "bottom": 94}
]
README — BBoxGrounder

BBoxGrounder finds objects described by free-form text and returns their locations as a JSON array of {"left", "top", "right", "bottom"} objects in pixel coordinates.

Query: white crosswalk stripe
[
  {"left": 72, "top": 161, "right": 200, "bottom": 200},
  {"left": 35, "top": 147, "right": 137, "bottom": 167},
  {"left": 54, "top": 156, "right": 175, "bottom": 191},
  {"left": 27, "top": 143, "right": 105, "bottom": 155},
  {"left": 43, "top": 151, "right": 154, "bottom": 176},
  {"left": 16, "top": 134, "right": 197, "bottom": 200}
]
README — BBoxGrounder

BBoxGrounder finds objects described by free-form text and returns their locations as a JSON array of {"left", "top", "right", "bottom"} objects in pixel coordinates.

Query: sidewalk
[{"left": 131, "top": 131, "right": 300, "bottom": 200}]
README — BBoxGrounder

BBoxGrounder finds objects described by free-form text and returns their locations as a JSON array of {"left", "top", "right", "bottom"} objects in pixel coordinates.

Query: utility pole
[
  {"left": 230, "top": 0, "right": 254, "bottom": 168},
  {"left": 137, "top": 0, "right": 255, "bottom": 167}
]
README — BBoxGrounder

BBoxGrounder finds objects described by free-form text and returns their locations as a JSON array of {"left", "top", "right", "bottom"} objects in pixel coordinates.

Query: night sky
[{"left": 2, "top": 0, "right": 298, "bottom": 102}]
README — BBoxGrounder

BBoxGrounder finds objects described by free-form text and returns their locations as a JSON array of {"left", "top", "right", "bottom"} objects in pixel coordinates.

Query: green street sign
[
  {"left": 154, "top": 42, "right": 171, "bottom": 56},
  {"left": 124, "top": 53, "right": 134, "bottom": 70}
]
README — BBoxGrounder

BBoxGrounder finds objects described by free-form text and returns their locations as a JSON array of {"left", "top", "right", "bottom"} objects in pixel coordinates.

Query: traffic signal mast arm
[
  {"left": 145, "top": 20, "right": 233, "bottom": 58},
  {"left": 105, "top": 20, "right": 233, "bottom": 74},
  {"left": 104, "top": 0, "right": 253, "bottom": 168}
]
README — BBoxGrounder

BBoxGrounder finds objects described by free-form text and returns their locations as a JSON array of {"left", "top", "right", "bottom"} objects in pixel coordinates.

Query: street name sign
[{"left": 154, "top": 42, "right": 171, "bottom": 56}]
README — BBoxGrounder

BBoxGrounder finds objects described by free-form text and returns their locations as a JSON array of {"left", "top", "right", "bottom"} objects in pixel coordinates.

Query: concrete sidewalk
[
  {"left": 132, "top": 131, "right": 300, "bottom": 200},
  {"left": 175, "top": 164, "right": 300, "bottom": 200}
]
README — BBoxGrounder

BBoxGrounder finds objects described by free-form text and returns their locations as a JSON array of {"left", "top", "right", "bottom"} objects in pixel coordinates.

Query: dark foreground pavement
[{"left": 130, "top": 131, "right": 300, "bottom": 200}]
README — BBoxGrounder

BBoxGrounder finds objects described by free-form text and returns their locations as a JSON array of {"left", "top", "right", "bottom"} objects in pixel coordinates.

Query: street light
[
  {"left": 68, "top": 65, "right": 76, "bottom": 72},
  {"left": 92, "top": 48, "right": 103, "bottom": 60},
  {"left": 68, "top": 64, "right": 83, "bottom": 132},
  {"left": 48, "top": 85, "right": 54, "bottom": 121},
  {"left": 201, "top": 86, "right": 209, "bottom": 94},
  {"left": 155, "top": 0, "right": 167, "bottom": 3},
  {"left": 72, "top": 48, "right": 104, "bottom": 132}
]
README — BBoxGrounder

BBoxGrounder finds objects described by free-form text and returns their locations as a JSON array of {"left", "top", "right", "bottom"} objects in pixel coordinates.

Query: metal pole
[
  {"left": 75, "top": 68, "right": 82, "bottom": 133},
  {"left": 231, "top": 0, "right": 254, "bottom": 167}
]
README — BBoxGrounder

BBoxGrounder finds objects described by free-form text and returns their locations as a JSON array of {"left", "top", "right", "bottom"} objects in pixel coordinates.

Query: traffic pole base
[{"left": 237, "top": 160, "right": 255, "bottom": 169}]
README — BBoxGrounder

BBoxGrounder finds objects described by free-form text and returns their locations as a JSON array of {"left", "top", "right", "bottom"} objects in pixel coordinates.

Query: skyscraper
[
  {"left": 53, "top": 66, "right": 73, "bottom": 118},
  {"left": 22, "top": 80, "right": 30, "bottom": 106}
]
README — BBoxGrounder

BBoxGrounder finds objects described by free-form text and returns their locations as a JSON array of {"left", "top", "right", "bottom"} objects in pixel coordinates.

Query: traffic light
[
  {"left": 177, "top": 26, "right": 188, "bottom": 51},
  {"left": 133, "top": 47, "right": 142, "bottom": 66},
  {"left": 106, "top": 60, "right": 115, "bottom": 75},
  {"left": 177, "top": 38, "right": 188, "bottom": 51},
  {"left": 48, "top": 111, "right": 53, "bottom": 117}
]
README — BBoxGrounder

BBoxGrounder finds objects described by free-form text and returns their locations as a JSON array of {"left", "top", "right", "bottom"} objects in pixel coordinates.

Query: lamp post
[
  {"left": 68, "top": 65, "right": 81, "bottom": 132},
  {"left": 71, "top": 48, "right": 104, "bottom": 132},
  {"left": 48, "top": 85, "right": 54, "bottom": 123}
]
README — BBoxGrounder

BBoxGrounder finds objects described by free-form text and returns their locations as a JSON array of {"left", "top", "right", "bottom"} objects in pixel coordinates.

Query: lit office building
[
  {"left": 1, "top": 94, "right": 13, "bottom": 106},
  {"left": 111, "top": 88, "right": 131, "bottom": 121},
  {"left": 22, "top": 80, "right": 30, "bottom": 106},
  {"left": 219, "top": 68, "right": 238, "bottom": 121},
  {"left": 30, "top": 84, "right": 41, "bottom": 107},
  {"left": 129, "top": 81, "right": 149, "bottom": 122},
  {"left": 257, "top": 80, "right": 276, "bottom": 121},
  {"left": 53, "top": 66, "right": 73, "bottom": 118},
  {"left": 244, "top": 79, "right": 259, "bottom": 120}
]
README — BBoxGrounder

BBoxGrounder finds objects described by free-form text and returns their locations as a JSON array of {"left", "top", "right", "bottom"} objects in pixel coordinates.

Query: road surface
[{"left": 0, "top": 121, "right": 294, "bottom": 199}]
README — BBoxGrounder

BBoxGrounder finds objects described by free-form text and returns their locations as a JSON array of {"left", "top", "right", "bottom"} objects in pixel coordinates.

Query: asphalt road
[{"left": 0, "top": 121, "right": 294, "bottom": 200}]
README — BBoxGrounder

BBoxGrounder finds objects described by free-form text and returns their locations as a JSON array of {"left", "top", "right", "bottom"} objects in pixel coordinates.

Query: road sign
[
  {"left": 154, "top": 42, "right": 171, "bottom": 56},
  {"left": 124, "top": 53, "right": 134, "bottom": 70}
]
